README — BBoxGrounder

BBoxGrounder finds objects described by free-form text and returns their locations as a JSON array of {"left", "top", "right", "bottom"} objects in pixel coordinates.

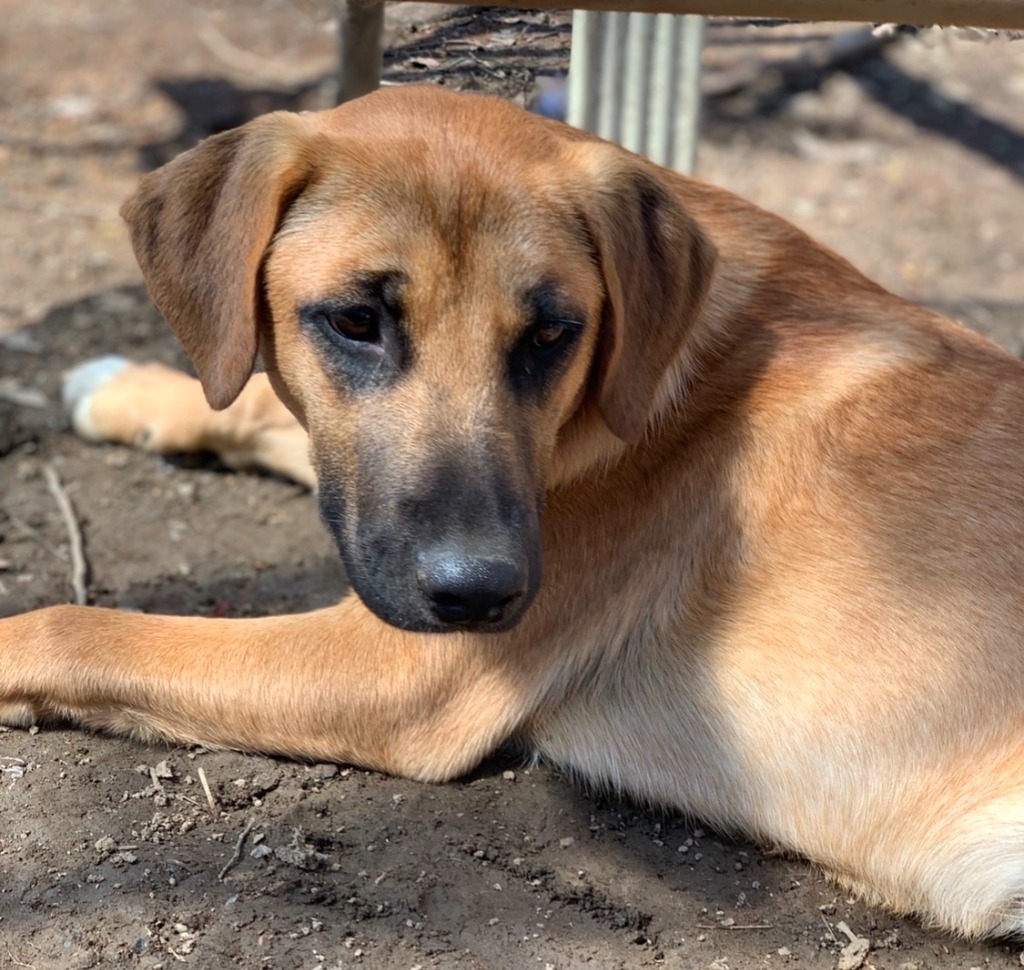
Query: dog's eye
[
  {"left": 510, "top": 315, "right": 582, "bottom": 393},
  {"left": 531, "top": 321, "right": 571, "bottom": 350},
  {"left": 324, "top": 307, "right": 380, "bottom": 343}
]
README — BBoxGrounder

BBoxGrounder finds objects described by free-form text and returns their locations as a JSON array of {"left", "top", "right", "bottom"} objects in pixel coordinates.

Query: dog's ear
[
  {"left": 121, "top": 113, "right": 319, "bottom": 409},
  {"left": 579, "top": 152, "right": 717, "bottom": 442}
]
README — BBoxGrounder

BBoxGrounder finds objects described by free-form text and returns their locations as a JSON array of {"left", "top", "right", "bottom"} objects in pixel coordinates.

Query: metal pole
[
  {"left": 568, "top": 10, "right": 603, "bottom": 131},
  {"left": 568, "top": 9, "right": 705, "bottom": 174},
  {"left": 337, "top": 0, "right": 385, "bottom": 103},
  {"left": 672, "top": 14, "right": 705, "bottom": 173}
]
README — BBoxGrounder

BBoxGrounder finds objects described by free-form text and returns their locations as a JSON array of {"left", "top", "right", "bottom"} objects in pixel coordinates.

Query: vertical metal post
[
  {"left": 568, "top": 10, "right": 602, "bottom": 133},
  {"left": 672, "top": 15, "right": 706, "bottom": 174},
  {"left": 647, "top": 14, "right": 681, "bottom": 168},
  {"left": 597, "top": 12, "right": 628, "bottom": 145},
  {"left": 620, "top": 13, "right": 656, "bottom": 155},
  {"left": 567, "top": 10, "right": 705, "bottom": 175},
  {"left": 338, "top": 0, "right": 385, "bottom": 103}
]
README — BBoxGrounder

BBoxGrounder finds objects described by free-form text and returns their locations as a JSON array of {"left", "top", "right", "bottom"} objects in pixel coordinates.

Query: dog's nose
[{"left": 417, "top": 549, "right": 527, "bottom": 627}]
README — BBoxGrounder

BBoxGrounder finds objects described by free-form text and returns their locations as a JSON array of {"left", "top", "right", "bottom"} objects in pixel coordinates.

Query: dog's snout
[{"left": 417, "top": 549, "right": 527, "bottom": 628}]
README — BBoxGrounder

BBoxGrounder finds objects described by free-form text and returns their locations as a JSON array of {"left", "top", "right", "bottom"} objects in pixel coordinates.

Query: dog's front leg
[{"left": 0, "top": 600, "right": 524, "bottom": 781}]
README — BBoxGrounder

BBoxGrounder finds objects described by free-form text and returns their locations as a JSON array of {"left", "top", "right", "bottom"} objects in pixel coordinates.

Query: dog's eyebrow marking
[
  {"left": 525, "top": 280, "right": 585, "bottom": 328},
  {"left": 295, "top": 270, "right": 407, "bottom": 322},
  {"left": 337, "top": 270, "right": 407, "bottom": 315}
]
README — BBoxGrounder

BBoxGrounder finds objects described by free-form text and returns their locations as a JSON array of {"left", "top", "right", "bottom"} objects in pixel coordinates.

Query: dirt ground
[{"left": 2, "top": 2, "right": 1024, "bottom": 968}]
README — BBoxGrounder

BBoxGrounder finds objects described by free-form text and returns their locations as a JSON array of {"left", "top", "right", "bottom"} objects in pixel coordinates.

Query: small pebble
[{"left": 152, "top": 760, "right": 175, "bottom": 780}]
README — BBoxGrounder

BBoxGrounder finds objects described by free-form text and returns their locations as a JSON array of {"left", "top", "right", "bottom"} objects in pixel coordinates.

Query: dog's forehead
[
  {"left": 305, "top": 88, "right": 578, "bottom": 228},
  {"left": 317, "top": 86, "right": 566, "bottom": 158},
  {"left": 272, "top": 109, "right": 599, "bottom": 326}
]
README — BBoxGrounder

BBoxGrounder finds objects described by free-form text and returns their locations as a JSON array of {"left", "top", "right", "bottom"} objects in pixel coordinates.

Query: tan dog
[{"left": 3, "top": 86, "right": 1024, "bottom": 939}]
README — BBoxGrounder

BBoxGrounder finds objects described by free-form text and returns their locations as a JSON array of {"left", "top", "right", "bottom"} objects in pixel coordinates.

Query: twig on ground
[
  {"left": 197, "top": 766, "right": 219, "bottom": 816},
  {"left": 821, "top": 912, "right": 839, "bottom": 944},
  {"left": 218, "top": 817, "right": 256, "bottom": 881},
  {"left": 6, "top": 947, "right": 37, "bottom": 969},
  {"left": 43, "top": 463, "right": 88, "bottom": 605},
  {"left": 835, "top": 920, "right": 871, "bottom": 970},
  {"left": 450, "top": 53, "right": 504, "bottom": 80}
]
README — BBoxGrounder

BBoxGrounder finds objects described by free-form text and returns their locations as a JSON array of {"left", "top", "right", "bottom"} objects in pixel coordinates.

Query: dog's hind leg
[
  {"left": 787, "top": 739, "right": 1024, "bottom": 939},
  {"left": 63, "top": 358, "right": 315, "bottom": 488}
]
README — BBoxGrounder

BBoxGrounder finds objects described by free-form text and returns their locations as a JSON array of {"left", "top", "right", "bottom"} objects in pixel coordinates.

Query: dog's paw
[
  {"left": 61, "top": 358, "right": 209, "bottom": 453},
  {"left": 62, "top": 355, "right": 133, "bottom": 440}
]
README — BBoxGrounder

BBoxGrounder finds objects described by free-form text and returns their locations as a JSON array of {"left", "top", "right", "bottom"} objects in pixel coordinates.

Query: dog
[{"left": 2, "top": 85, "right": 1023, "bottom": 939}]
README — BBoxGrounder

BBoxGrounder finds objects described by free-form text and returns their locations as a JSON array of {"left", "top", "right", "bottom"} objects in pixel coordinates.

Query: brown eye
[
  {"left": 325, "top": 307, "right": 379, "bottom": 343},
  {"left": 532, "top": 321, "right": 567, "bottom": 349}
]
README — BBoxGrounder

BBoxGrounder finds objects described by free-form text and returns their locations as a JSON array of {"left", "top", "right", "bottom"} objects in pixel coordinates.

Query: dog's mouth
[{"left": 317, "top": 481, "right": 541, "bottom": 634}]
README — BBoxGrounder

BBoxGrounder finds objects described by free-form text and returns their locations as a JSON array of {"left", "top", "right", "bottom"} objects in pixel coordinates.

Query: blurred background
[{"left": 1, "top": 0, "right": 1022, "bottom": 346}]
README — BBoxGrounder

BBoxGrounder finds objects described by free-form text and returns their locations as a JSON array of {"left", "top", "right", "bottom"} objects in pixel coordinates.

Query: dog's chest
[{"left": 526, "top": 628, "right": 752, "bottom": 828}]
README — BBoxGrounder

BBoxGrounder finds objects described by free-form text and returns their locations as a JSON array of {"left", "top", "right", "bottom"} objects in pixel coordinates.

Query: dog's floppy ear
[
  {"left": 580, "top": 151, "right": 717, "bottom": 442},
  {"left": 121, "top": 113, "right": 319, "bottom": 409}
]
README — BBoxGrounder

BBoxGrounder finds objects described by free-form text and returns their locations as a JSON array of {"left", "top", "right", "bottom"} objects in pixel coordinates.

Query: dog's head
[{"left": 121, "top": 87, "right": 716, "bottom": 633}]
